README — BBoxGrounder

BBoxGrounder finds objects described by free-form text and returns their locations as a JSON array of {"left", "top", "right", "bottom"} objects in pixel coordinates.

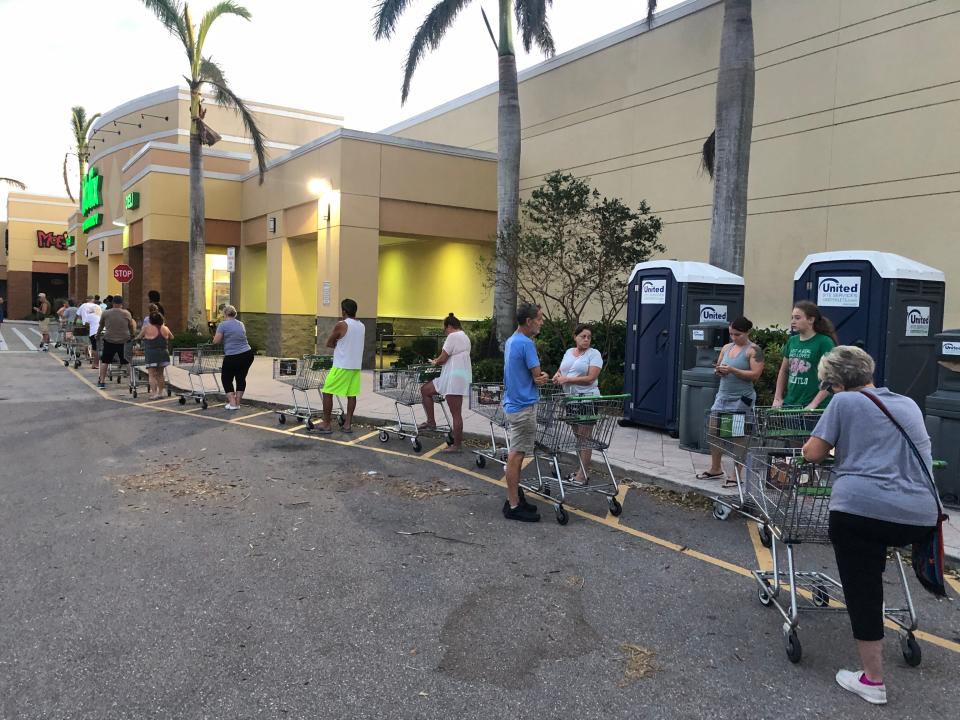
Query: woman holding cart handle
[
  {"left": 419, "top": 313, "right": 472, "bottom": 453},
  {"left": 553, "top": 324, "right": 604, "bottom": 485}
]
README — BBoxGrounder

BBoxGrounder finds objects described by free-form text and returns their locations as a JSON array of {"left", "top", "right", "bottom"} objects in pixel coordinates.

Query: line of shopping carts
[
  {"left": 62, "top": 322, "right": 89, "bottom": 369},
  {"left": 272, "top": 355, "right": 344, "bottom": 429},
  {"left": 373, "top": 365, "right": 453, "bottom": 452},
  {"left": 173, "top": 344, "right": 223, "bottom": 409},
  {"left": 706, "top": 406, "right": 922, "bottom": 666},
  {"left": 470, "top": 383, "right": 628, "bottom": 525}
]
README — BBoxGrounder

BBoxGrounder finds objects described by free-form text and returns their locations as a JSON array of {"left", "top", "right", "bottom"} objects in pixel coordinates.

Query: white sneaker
[
  {"left": 224, "top": 404, "right": 238, "bottom": 411},
  {"left": 836, "top": 669, "right": 887, "bottom": 705}
]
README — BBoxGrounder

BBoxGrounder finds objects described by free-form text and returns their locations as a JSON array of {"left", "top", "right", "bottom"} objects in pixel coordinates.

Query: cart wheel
[
  {"left": 296, "top": 416, "right": 303, "bottom": 424},
  {"left": 64, "top": 360, "right": 69, "bottom": 367},
  {"left": 306, "top": 420, "right": 315, "bottom": 431},
  {"left": 116, "top": 376, "right": 121, "bottom": 384},
  {"left": 178, "top": 396, "right": 186, "bottom": 405},
  {"left": 784, "top": 630, "right": 802, "bottom": 664},
  {"left": 812, "top": 586, "right": 830, "bottom": 608},
  {"left": 412, "top": 438, "right": 422, "bottom": 453},
  {"left": 475, "top": 455, "right": 486, "bottom": 469},
  {"left": 167, "top": 387, "right": 172, "bottom": 397},
  {"left": 446, "top": 432, "right": 455, "bottom": 446},
  {"left": 201, "top": 400, "right": 208, "bottom": 410},
  {"left": 195, "top": 397, "right": 200, "bottom": 404},
  {"left": 901, "top": 632, "right": 922, "bottom": 667},
  {"left": 278, "top": 414, "right": 286, "bottom": 425},
  {"left": 758, "top": 523, "right": 773, "bottom": 548},
  {"left": 555, "top": 506, "right": 569, "bottom": 525},
  {"left": 713, "top": 502, "right": 732, "bottom": 521},
  {"left": 378, "top": 430, "right": 390, "bottom": 443},
  {"left": 75, "top": 361, "right": 81, "bottom": 369},
  {"left": 608, "top": 497, "right": 623, "bottom": 516},
  {"left": 133, "top": 390, "right": 138, "bottom": 399},
  {"left": 541, "top": 485, "right": 551, "bottom": 497},
  {"left": 758, "top": 585, "right": 773, "bottom": 607},
  {"left": 338, "top": 415, "right": 345, "bottom": 427}
]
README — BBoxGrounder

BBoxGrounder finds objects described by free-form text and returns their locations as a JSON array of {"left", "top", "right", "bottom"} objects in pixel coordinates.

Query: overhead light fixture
[{"left": 307, "top": 179, "right": 332, "bottom": 223}]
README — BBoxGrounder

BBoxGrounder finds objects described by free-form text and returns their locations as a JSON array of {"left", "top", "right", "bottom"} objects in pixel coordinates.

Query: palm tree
[
  {"left": 374, "top": 1, "right": 556, "bottom": 347},
  {"left": 140, "top": 0, "right": 268, "bottom": 334},
  {"left": 0, "top": 178, "right": 26, "bottom": 190},
  {"left": 63, "top": 106, "right": 101, "bottom": 204},
  {"left": 648, "top": 0, "right": 754, "bottom": 276}
]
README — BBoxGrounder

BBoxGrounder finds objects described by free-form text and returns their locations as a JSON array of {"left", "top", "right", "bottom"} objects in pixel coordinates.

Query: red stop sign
[{"left": 113, "top": 264, "right": 134, "bottom": 283}]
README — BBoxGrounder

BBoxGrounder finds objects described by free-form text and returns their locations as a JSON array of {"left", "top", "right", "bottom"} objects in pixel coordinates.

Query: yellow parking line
[
  {"left": 285, "top": 424, "right": 309, "bottom": 434},
  {"left": 347, "top": 430, "right": 380, "bottom": 445},
  {"left": 747, "top": 522, "right": 774, "bottom": 573},
  {"left": 233, "top": 409, "right": 274, "bottom": 422},
  {"left": 57, "top": 356, "right": 960, "bottom": 656},
  {"left": 606, "top": 484, "right": 630, "bottom": 524},
  {"left": 422, "top": 443, "right": 450, "bottom": 459},
  {"left": 946, "top": 574, "right": 960, "bottom": 597}
]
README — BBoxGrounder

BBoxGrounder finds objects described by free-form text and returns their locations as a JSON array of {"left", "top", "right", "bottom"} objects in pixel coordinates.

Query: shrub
[
  {"left": 169, "top": 329, "right": 209, "bottom": 350},
  {"left": 752, "top": 325, "right": 790, "bottom": 406}
]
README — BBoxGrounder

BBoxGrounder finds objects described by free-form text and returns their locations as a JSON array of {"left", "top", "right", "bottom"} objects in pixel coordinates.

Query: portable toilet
[
  {"left": 793, "top": 251, "right": 945, "bottom": 410},
  {"left": 624, "top": 261, "right": 744, "bottom": 433}
]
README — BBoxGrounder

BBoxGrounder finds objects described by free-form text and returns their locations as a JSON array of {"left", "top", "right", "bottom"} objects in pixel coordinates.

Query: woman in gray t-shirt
[
  {"left": 802, "top": 346, "right": 938, "bottom": 706},
  {"left": 213, "top": 305, "right": 254, "bottom": 411}
]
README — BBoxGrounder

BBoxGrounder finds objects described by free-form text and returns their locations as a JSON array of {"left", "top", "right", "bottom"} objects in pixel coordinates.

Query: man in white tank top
[{"left": 318, "top": 298, "right": 365, "bottom": 433}]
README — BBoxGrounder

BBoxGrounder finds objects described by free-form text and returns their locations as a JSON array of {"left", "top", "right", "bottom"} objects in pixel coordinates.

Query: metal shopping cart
[
  {"left": 53, "top": 318, "right": 68, "bottom": 349},
  {"left": 272, "top": 355, "right": 344, "bottom": 429},
  {"left": 126, "top": 343, "right": 172, "bottom": 399},
  {"left": 707, "top": 407, "right": 822, "bottom": 526},
  {"left": 373, "top": 365, "right": 453, "bottom": 452},
  {"left": 63, "top": 323, "right": 89, "bottom": 369},
  {"left": 106, "top": 341, "right": 132, "bottom": 385},
  {"left": 748, "top": 452, "right": 921, "bottom": 666},
  {"left": 522, "top": 393, "right": 628, "bottom": 525},
  {"left": 173, "top": 344, "right": 223, "bottom": 409},
  {"left": 469, "top": 383, "right": 511, "bottom": 469}
]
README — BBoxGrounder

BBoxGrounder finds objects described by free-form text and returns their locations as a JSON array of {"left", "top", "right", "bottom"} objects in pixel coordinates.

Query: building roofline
[
  {"left": 379, "top": 0, "right": 718, "bottom": 135},
  {"left": 121, "top": 141, "right": 252, "bottom": 174},
  {"left": 238, "top": 128, "right": 498, "bottom": 181}
]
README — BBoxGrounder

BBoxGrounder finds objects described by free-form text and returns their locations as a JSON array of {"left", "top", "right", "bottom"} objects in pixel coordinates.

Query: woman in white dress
[
  {"left": 553, "top": 324, "right": 604, "bottom": 485},
  {"left": 419, "top": 313, "right": 473, "bottom": 453}
]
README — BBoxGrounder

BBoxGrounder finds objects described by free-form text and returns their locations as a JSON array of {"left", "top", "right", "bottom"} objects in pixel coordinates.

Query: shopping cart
[
  {"left": 469, "top": 383, "right": 510, "bottom": 469},
  {"left": 63, "top": 323, "right": 89, "bottom": 369},
  {"left": 173, "top": 344, "right": 223, "bottom": 409},
  {"left": 707, "top": 407, "right": 822, "bottom": 525},
  {"left": 105, "top": 340, "right": 132, "bottom": 385},
  {"left": 748, "top": 453, "right": 921, "bottom": 666},
  {"left": 272, "top": 355, "right": 344, "bottom": 429},
  {"left": 53, "top": 319, "right": 68, "bottom": 349},
  {"left": 521, "top": 393, "right": 628, "bottom": 525},
  {"left": 373, "top": 365, "right": 453, "bottom": 452}
]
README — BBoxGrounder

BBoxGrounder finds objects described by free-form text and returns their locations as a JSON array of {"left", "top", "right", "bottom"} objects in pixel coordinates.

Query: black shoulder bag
[{"left": 860, "top": 390, "right": 949, "bottom": 597}]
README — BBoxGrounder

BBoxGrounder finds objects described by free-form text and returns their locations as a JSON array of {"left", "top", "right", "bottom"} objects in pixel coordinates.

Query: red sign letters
[{"left": 36, "top": 230, "right": 67, "bottom": 250}]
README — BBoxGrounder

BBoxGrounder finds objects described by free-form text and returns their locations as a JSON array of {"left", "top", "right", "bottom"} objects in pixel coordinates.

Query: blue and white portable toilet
[
  {"left": 793, "top": 251, "right": 945, "bottom": 410},
  {"left": 624, "top": 261, "right": 744, "bottom": 433}
]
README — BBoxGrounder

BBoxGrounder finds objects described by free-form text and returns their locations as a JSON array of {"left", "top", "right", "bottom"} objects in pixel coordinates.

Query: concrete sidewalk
[{"left": 166, "top": 355, "right": 960, "bottom": 562}]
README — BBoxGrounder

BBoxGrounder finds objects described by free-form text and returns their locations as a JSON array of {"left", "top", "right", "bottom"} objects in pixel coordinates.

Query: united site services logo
[
  {"left": 905, "top": 306, "right": 931, "bottom": 337},
  {"left": 942, "top": 341, "right": 960, "bottom": 356},
  {"left": 640, "top": 279, "right": 667, "bottom": 305},
  {"left": 817, "top": 275, "right": 860, "bottom": 307},
  {"left": 699, "top": 304, "right": 728, "bottom": 322}
]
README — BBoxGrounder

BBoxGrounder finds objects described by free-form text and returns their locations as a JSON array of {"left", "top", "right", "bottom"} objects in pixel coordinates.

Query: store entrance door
[{"left": 33, "top": 272, "right": 68, "bottom": 305}]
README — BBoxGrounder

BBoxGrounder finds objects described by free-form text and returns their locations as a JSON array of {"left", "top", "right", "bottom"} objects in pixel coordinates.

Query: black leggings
[
  {"left": 221, "top": 349, "right": 255, "bottom": 393},
  {"left": 829, "top": 511, "right": 935, "bottom": 641}
]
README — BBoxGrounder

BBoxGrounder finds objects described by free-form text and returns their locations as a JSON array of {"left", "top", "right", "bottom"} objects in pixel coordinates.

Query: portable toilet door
[
  {"left": 793, "top": 251, "right": 945, "bottom": 408},
  {"left": 625, "top": 261, "right": 745, "bottom": 432}
]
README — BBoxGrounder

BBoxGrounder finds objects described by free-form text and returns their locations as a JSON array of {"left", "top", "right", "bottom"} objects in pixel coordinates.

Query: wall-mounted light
[
  {"left": 267, "top": 216, "right": 277, "bottom": 234},
  {"left": 307, "top": 179, "right": 332, "bottom": 223}
]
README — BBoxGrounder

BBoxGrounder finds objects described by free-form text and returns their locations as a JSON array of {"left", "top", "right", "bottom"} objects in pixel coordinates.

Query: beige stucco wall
[
  {"left": 389, "top": 0, "right": 959, "bottom": 327},
  {"left": 4, "top": 194, "right": 74, "bottom": 272}
]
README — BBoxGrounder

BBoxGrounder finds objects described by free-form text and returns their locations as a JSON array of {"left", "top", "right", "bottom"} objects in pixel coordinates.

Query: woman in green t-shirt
[{"left": 773, "top": 300, "right": 838, "bottom": 409}]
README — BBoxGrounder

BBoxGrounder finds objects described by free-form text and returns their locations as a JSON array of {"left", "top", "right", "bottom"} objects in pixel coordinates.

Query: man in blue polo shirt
[{"left": 502, "top": 302, "right": 550, "bottom": 522}]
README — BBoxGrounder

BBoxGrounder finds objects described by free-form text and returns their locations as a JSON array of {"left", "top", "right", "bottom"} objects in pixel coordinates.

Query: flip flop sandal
[
  {"left": 721, "top": 479, "right": 738, "bottom": 489},
  {"left": 417, "top": 422, "right": 437, "bottom": 430},
  {"left": 565, "top": 472, "right": 589, "bottom": 487},
  {"left": 695, "top": 471, "right": 725, "bottom": 480}
]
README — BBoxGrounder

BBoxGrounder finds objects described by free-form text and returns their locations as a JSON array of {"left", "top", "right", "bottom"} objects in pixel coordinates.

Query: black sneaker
[
  {"left": 502, "top": 500, "right": 540, "bottom": 522},
  {"left": 516, "top": 487, "right": 537, "bottom": 511},
  {"left": 96, "top": 382, "right": 106, "bottom": 389}
]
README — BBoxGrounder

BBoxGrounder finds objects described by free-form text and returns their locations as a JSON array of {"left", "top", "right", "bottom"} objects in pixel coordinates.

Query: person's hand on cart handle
[
  {"left": 772, "top": 397, "right": 784, "bottom": 408},
  {"left": 534, "top": 371, "right": 551, "bottom": 386}
]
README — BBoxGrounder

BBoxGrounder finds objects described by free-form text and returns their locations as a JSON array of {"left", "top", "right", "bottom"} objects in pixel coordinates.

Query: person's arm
[
  {"left": 805, "top": 389, "right": 830, "bottom": 411},
  {"left": 558, "top": 366, "right": 602, "bottom": 386},
  {"left": 773, "top": 357, "right": 788, "bottom": 407},
  {"left": 213, "top": 331, "right": 224, "bottom": 344},
  {"left": 431, "top": 350, "right": 450, "bottom": 366},
  {"left": 726, "top": 345, "right": 765, "bottom": 382},
  {"left": 128, "top": 315, "right": 137, "bottom": 338},
  {"left": 802, "top": 436, "right": 833, "bottom": 463},
  {"left": 525, "top": 342, "right": 550, "bottom": 385},
  {"left": 802, "top": 395, "right": 841, "bottom": 461},
  {"left": 325, "top": 320, "right": 346, "bottom": 349}
]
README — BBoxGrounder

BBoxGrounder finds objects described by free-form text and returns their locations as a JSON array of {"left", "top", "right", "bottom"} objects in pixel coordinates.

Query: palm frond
[
  {"left": 401, "top": 0, "right": 472, "bottom": 104},
  {"left": 373, "top": 0, "right": 417, "bottom": 40},
  {"left": 0, "top": 177, "right": 27, "bottom": 190},
  {"left": 197, "top": 1, "right": 251, "bottom": 53},
  {"left": 63, "top": 154, "right": 76, "bottom": 203},
  {"left": 200, "top": 57, "right": 268, "bottom": 184},
  {"left": 71, "top": 106, "right": 87, "bottom": 143},
  {"left": 140, "top": 0, "right": 187, "bottom": 44},
  {"left": 646, "top": 0, "right": 658, "bottom": 28},
  {"left": 515, "top": 0, "right": 555, "bottom": 56},
  {"left": 83, "top": 113, "right": 101, "bottom": 140},
  {"left": 700, "top": 129, "right": 716, "bottom": 179}
]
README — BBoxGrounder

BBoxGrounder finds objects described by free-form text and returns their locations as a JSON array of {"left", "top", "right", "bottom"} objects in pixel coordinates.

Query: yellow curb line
[
  {"left": 347, "top": 430, "right": 380, "bottom": 445},
  {"left": 747, "top": 522, "right": 774, "bottom": 573},
  {"left": 232, "top": 409, "right": 274, "bottom": 423},
  {"left": 56, "top": 355, "right": 960, "bottom": 656}
]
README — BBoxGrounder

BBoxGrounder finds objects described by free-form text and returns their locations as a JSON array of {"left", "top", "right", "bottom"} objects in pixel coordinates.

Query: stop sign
[{"left": 113, "top": 264, "right": 134, "bottom": 283}]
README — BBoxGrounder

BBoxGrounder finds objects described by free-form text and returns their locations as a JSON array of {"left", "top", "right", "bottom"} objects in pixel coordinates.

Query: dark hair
[
  {"left": 573, "top": 324, "right": 592, "bottom": 337},
  {"left": 148, "top": 312, "right": 165, "bottom": 327},
  {"left": 793, "top": 300, "right": 839, "bottom": 344},
  {"left": 94, "top": 295, "right": 100, "bottom": 302},
  {"left": 147, "top": 290, "right": 161, "bottom": 303},
  {"left": 516, "top": 302, "right": 541, "bottom": 327},
  {"left": 105, "top": 295, "right": 113, "bottom": 303},
  {"left": 730, "top": 316, "right": 753, "bottom": 333},
  {"left": 341, "top": 298, "right": 358, "bottom": 318},
  {"left": 443, "top": 313, "right": 462, "bottom": 330},
  {"left": 68, "top": 298, "right": 77, "bottom": 307}
]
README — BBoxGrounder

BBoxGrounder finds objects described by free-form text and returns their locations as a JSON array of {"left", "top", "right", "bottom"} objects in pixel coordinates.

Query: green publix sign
[
  {"left": 124, "top": 191, "right": 139, "bottom": 210},
  {"left": 81, "top": 166, "right": 103, "bottom": 233}
]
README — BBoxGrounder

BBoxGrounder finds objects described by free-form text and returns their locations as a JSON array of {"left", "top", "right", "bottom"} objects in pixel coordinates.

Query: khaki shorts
[
  {"left": 505, "top": 404, "right": 538, "bottom": 455},
  {"left": 38, "top": 318, "right": 50, "bottom": 333}
]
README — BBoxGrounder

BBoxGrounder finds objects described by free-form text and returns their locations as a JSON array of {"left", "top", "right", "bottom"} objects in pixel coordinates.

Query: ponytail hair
[
  {"left": 793, "top": 300, "right": 838, "bottom": 344},
  {"left": 730, "top": 316, "right": 753, "bottom": 333},
  {"left": 443, "top": 313, "right": 462, "bottom": 330}
]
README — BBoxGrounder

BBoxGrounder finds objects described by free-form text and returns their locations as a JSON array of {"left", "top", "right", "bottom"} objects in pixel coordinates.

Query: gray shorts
[
  {"left": 711, "top": 392, "right": 755, "bottom": 413},
  {"left": 505, "top": 404, "right": 538, "bottom": 455}
]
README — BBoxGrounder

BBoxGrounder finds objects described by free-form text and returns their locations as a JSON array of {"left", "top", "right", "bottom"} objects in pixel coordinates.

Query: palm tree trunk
[
  {"left": 708, "top": 0, "right": 754, "bottom": 276},
  {"left": 494, "top": 0, "right": 521, "bottom": 347},
  {"left": 189, "top": 91, "right": 208, "bottom": 334}
]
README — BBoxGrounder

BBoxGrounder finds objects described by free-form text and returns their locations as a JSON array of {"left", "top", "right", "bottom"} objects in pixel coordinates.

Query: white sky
[{"left": 0, "top": 0, "right": 684, "bottom": 219}]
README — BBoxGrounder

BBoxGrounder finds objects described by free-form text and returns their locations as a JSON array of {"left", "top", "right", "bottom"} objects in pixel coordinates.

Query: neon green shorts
[{"left": 323, "top": 367, "right": 361, "bottom": 397}]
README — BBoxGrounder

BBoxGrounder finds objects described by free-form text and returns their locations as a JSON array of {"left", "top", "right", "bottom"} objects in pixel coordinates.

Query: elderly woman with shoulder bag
[{"left": 802, "top": 346, "right": 942, "bottom": 706}]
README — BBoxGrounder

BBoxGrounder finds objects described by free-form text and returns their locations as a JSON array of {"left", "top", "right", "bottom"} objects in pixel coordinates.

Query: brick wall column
[{"left": 142, "top": 239, "right": 188, "bottom": 332}]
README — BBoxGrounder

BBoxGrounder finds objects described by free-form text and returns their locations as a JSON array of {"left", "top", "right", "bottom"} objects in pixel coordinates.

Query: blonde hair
[
  {"left": 222, "top": 305, "right": 237, "bottom": 318},
  {"left": 818, "top": 345, "right": 875, "bottom": 390}
]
